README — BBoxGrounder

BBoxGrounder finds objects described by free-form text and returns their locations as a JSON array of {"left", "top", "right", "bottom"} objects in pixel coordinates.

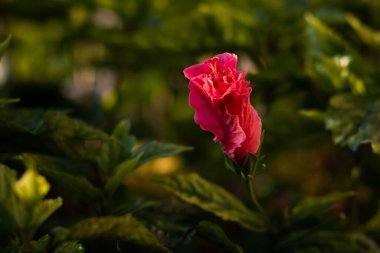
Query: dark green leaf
[
  {"left": 224, "top": 155, "right": 245, "bottom": 179},
  {"left": 363, "top": 207, "right": 380, "bottom": 231},
  {"left": 197, "top": 221, "right": 243, "bottom": 253},
  {"left": 0, "top": 35, "right": 11, "bottom": 59},
  {"left": 35, "top": 111, "right": 108, "bottom": 160},
  {"left": 0, "top": 203, "right": 16, "bottom": 240},
  {"left": 32, "top": 155, "right": 103, "bottom": 202},
  {"left": 112, "top": 198, "right": 158, "bottom": 216},
  {"left": 0, "top": 164, "right": 17, "bottom": 201},
  {"left": 290, "top": 191, "right": 355, "bottom": 222},
  {"left": 100, "top": 119, "right": 136, "bottom": 174},
  {"left": 0, "top": 165, "right": 21, "bottom": 231},
  {"left": 326, "top": 94, "right": 380, "bottom": 155},
  {"left": 105, "top": 153, "right": 142, "bottom": 196},
  {"left": 0, "top": 165, "right": 18, "bottom": 238},
  {"left": 70, "top": 215, "right": 171, "bottom": 252},
  {"left": 53, "top": 241, "right": 85, "bottom": 253},
  {"left": 50, "top": 227, "right": 70, "bottom": 247},
  {"left": 154, "top": 173, "right": 266, "bottom": 231},
  {"left": 0, "top": 110, "right": 108, "bottom": 160},
  {"left": 277, "top": 231, "right": 379, "bottom": 253},
  {"left": 132, "top": 141, "right": 192, "bottom": 165}
]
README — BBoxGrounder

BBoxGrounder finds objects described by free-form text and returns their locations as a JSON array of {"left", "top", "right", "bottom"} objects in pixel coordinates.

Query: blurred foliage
[{"left": 1, "top": 0, "right": 380, "bottom": 252}]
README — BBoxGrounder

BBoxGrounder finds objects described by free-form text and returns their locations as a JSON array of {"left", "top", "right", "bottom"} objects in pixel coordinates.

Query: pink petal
[
  {"left": 184, "top": 63, "right": 210, "bottom": 79},
  {"left": 188, "top": 81, "right": 224, "bottom": 142},
  {"left": 189, "top": 80, "right": 246, "bottom": 158},
  {"left": 216, "top": 53, "right": 237, "bottom": 70},
  {"left": 233, "top": 105, "right": 262, "bottom": 163},
  {"left": 221, "top": 107, "right": 246, "bottom": 158}
]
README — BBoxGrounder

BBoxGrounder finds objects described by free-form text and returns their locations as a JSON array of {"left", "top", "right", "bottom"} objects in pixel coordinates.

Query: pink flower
[{"left": 184, "top": 53, "right": 262, "bottom": 164}]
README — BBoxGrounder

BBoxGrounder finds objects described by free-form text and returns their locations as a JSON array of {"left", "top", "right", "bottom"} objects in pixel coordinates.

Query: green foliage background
[{"left": 1, "top": 0, "right": 380, "bottom": 252}]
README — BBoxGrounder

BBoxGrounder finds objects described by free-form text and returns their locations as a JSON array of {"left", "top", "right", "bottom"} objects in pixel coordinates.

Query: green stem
[{"left": 247, "top": 163, "right": 270, "bottom": 226}]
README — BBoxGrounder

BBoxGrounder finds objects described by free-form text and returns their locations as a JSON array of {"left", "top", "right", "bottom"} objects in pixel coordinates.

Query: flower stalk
[{"left": 246, "top": 156, "right": 271, "bottom": 227}]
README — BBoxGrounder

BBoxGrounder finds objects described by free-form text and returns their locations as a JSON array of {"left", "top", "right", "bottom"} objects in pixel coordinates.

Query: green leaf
[
  {"left": 100, "top": 119, "right": 136, "bottom": 175},
  {"left": 0, "top": 35, "right": 11, "bottom": 59},
  {"left": 70, "top": 215, "right": 171, "bottom": 253},
  {"left": 0, "top": 110, "right": 108, "bottom": 161},
  {"left": 31, "top": 234, "right": 51, "bottom": 253},
  {"left": 154, "top": 173, "right": 266, "bottom": 231},
  {"left": 32, "top": 155, "right": 103, "bottom": 202},
  {"left": 0, "top": 164, "right": 17, "bottom": 201},
  {"left": 363, "top": 207, "right": 380, "bottom": 231},
  {"left": 277, "top": 231, "right": 380, "bottom": 253},
  {"left": 299, "top": 109, "right": 326, "bottom": 122},
  {"left": 36, "top": 111, "right": 108, "bottom": 160},
  {"left": 0, "top": 164, "right": 62, "bottom": 240},
  {"left": 30, "top": 198, "right": 62, "bottom": 230},
  {"left": 0, "top": 98, "right": 20, "bottom": 106},
  {"left": 304, "top": 14, "right": 365, "bottom": 95},
  {"left": 224, "top": 154, "right": 246, "bottom": 179},
  {"left": 53, "top": 241, "right": 85, "bottom": 253},
  {"left": 305, "top": 13, "right": 350, "bottom": 58},
  {"left": 197, "top": 221, "right": 243, "bottom": 253},
  {"left": 289, "top": 191, "right": 355, "bottom": 222},
  {"left": 14, "top": 169, "right": 50, "bottom": 206},
  {"left": 346, "top": 14, "right": 380, "bottom": 50},
  {"left": 105, "top": 153, "right": 142, "bottom": 196},
  {"left": 0, "top": 164, "right": 18, "bottom": 237},
  {"left": 0, "top": 203, "right": 16, "bottom": 240},
  {"left": 132, "top": 141, "right": 192, "bottom": 165},
  {"left": 325, "top": 94, "right": 380, "bottom": 155}
]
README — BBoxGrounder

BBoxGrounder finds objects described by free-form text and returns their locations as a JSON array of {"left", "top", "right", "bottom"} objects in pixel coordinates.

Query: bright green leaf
[
  {"left": 197, "top": 221, "right": 244, "bottom": 253},
  {"left": 299, "top": 109, "right": 326, "bottom": 122},
  {"left": 0, "top": 98, "right": 20, "bottom": 106},
  {"left": 305, "top": 13, "right": 350, "bottom": 57},
  {"left": 290, "top": 191, "right": 355, "bottom": 222},
  {"left": 70, "top": 215, "right": 171, "bottom": 253},
  {"left": 132, "top": 141, "right": 192, "bottom": 165},
  {"left": 304, "top": 14, "right": 365, "bottom": 95},
  {"left": 31, "top": 198, "right": 62, "bottom": 230},
  {"left": 346, "top": 14, "right": 380, "bottom": 50},
  {"left": 14, "top": 169, "right": 50, "bottom": 206},
  {"left": 154, "top": 173, "right": 266, "bottom": 231}
]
